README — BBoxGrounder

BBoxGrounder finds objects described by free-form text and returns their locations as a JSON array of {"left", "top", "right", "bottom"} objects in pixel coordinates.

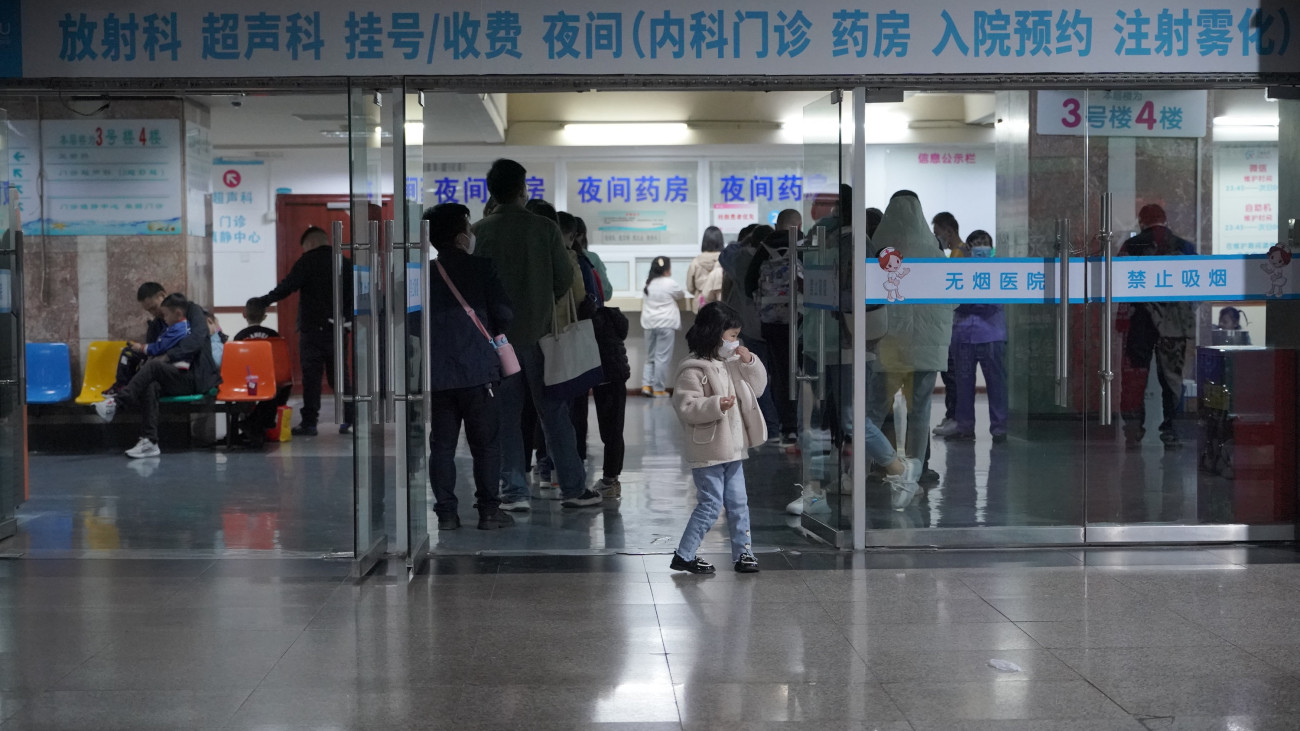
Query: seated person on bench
[
  {"left": 229, "top": 298, "right": 289, "bottom": 449},
  {"left": 96, "top": 293, "right": 222, "bottom": 458},
  {"left": 107, "top": 282, "right": 169, "bottom": 396}
]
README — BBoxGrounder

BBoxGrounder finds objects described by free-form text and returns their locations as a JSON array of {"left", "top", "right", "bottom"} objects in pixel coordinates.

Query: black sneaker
[
  {"left": 670, "top": 553, "right": 716, "bottom": 574},
  {"left": 919, "top": 468, "right": 941, "bottom": 484},
  {"left": 561, "top": 489, "right": 603, "bottom": 508},
  {"left": 437, "top": 515, "right": 461, "bottom": 531},
  {"left": 477, "top": 509, "right": 515, "bottom": 530},
  {"left": 291, "top": 424, "right": 318, "bottom": 437},
  {"left": 734, "top": 553, "right": 760, "bottom": 573}
]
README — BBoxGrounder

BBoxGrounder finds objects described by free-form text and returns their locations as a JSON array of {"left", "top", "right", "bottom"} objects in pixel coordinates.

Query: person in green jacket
[{"left": 472, "top": 159, "right": 602, "bottom": 510}]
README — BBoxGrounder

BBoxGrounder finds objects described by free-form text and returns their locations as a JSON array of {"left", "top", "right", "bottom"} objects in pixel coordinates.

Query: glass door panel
[
  {"left": 0, "top": 110, "right": 22, "bottom": 540},
  {"left": 796, "top": 92, "right": 850, "bottom": 545},
  {"left": 400, "top": 88, "right": 429, "bottom": 573},
  {"left": 1084, "top": 87, "right": 1297, "bottom": 541},
  {"left": 346, "top": 85, "right": 394, "bottom": 576},
  {"left": 863, "top": 89, "right": 1088, "bottom": 545}
]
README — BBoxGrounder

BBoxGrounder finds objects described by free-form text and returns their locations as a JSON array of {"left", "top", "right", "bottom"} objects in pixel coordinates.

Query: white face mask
[{"left": 719, "top": 339, "right": 740, "bottom": 358}]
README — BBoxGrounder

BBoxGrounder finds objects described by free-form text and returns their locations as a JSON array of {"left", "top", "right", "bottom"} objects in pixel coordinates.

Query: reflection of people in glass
[
  {"left": 867, "top": 191, "right": 954, "bottom": 479},
  {"left": 1117, "top": 204, "right": 1196, "bottom": 450}
]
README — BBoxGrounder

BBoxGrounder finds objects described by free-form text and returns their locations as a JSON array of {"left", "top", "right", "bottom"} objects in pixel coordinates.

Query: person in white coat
[{"left": 640, "top": 256, "right": 686, "bottom": 397}]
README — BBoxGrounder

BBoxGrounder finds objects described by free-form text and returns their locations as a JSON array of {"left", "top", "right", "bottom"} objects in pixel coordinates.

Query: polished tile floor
[
  {"left": 0, "top": 547, "right": 1296, "bottom": 729},
  {"left": 10, "top": 390, "right": 1293, "bottom": 556}
]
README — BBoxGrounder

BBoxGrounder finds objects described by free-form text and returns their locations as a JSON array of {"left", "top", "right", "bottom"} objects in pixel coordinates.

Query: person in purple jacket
[{"left": 934, "top": 230, "right": 1008, "bottom": 442}]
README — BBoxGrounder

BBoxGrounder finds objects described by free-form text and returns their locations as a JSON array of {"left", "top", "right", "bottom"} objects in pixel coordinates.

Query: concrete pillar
[{"left": 13, "top": 97, "right": 211, "bottom": 379}]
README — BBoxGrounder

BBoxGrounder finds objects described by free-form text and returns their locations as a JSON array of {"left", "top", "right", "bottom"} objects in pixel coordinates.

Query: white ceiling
[{"left": 194, "top": 90, "right": 994, "bottom": 149}]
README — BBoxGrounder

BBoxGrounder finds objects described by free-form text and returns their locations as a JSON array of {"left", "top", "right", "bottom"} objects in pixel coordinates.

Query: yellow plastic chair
[{"left": 75, "top": 340, "right": 127, "bottom": 405}]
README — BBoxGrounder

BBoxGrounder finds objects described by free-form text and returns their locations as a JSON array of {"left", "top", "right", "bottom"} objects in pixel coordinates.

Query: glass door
[
  {"left": 345, "top": 84, "right": 432, "bottom": 577},
  {"left": 0, "top": 110, "right": 22, "bottom": 540},
  {"left": 1084, "top": 87, "right": 1297, "bottom": 542},
  {"left": 795, "top": 92, "right": 851, "bottom": 546},
  {"left": 398, "top": 88, "right": 430, "bottom": 573},
  {"left": 345, "top": 85, "right": 395, "bottom": 577},
  {"left": 862, "top": 89, "right": 1089, "bottom": 545}
]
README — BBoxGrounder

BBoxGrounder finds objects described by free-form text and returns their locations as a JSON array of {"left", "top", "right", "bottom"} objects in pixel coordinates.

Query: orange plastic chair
[
  {"left": 265, "top": 337, "right": 293, "bottom": 391},
  {"left": 75, "top": 340, "right": 127, "bottom": 404},
  {"left": 217, "top": 340, "right": 277, "bottom": 404},
  {"left": 217, "top": 340, "right": 278, "bottom": 448}
]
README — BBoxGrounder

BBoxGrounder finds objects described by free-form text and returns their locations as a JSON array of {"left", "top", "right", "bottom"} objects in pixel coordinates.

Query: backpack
[{"left": 756, "top": 244, "right": 802, "bottom": 324}]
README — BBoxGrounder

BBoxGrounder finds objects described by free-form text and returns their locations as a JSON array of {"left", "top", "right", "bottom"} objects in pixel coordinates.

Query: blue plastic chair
[{"left": 26, "top": 342, "right": 73, "bottom": 404}]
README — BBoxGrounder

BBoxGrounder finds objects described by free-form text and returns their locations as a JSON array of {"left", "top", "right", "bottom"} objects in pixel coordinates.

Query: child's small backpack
[{"left": 756, "top": 244, "right": 801, "bottom": 324}]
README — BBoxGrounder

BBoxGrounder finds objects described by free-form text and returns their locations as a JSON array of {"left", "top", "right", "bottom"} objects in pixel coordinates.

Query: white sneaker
[
  {"left": 125, "top": 438, "right": 160, "bottom": 459},
  {"left": 785, "top": 495, "right": 804, "bottom": 515},
  {"left": 887, "top": 473, "right": 921, "bottom": 511},
  {"left": 499, "top": 498, "right": 531, "bottom": 512},
  {"left": 804, "top": 492, "right": 832, "bottom": 516},
  {"left": 932, "top": 417, "right": 954, "bottom": 435},
  {"left": 94, "top": 397, "right": 117, "bottom": 423},
  {"left": 537, "top": 485, "right": 561, "bottom": 500}
]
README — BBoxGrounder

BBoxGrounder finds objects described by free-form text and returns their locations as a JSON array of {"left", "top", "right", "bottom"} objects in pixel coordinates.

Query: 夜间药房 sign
[
  {"left": 1037, "top": 90, "right": 1209, "bottom": 138},
  {"left": 14, "top": 1, "right": 1300, "bottom": 79},
  {"left": 864, "top": 255, "right": 1298, "bottom": 305}
]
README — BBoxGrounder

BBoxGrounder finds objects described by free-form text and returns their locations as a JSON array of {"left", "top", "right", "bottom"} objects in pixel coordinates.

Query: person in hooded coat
[{"left": 866, "top": 190, "right": 955, "bottom": 479}]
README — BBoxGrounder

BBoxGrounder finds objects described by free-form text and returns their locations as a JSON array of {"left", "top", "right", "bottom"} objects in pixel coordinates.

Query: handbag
[
  {"left": 538, "top": 291, "right": 604, "bottom": 400},
  {"left": 434, "top": 260, "right": 520, "bottom": 377}
]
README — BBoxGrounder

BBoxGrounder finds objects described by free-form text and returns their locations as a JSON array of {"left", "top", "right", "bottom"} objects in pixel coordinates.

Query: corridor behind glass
[{"left": 1, "top": 85, "right": 1295, "bottom": 566}]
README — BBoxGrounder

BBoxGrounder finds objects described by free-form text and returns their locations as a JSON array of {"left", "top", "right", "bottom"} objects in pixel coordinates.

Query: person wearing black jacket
[
  {"left": 99, "top": 293, "right": 222, "bottom": 458},
  {"left": 425, "top": 204, "right": 516, "bottom": 531},
  {"left": 254, "top": 225, "right": 354, "bottom": 436}
]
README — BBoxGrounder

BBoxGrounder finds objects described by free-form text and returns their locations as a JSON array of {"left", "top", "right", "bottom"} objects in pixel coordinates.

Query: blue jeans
[
  {"left": 866, "top": 369, "right": 939, "bottom": 461},
  {"left": 498, "top": 341, "right": 587, "bottom": 501},
  {"left": 863, "top": 418, "right": 899, "bottom": 468},
  {"left": 953, "top": 341, "right": 1008, "bottom": 436},
  {"left": 677, "top": 461, "right": 752, "bottom": 563}
]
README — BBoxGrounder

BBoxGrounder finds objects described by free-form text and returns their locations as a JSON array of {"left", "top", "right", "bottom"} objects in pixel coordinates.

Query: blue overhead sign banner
[
  {"left": 0, "top": 3, "right": 20, "bottom": 78},
  {"left": 13, "top": 1, "right": 1298, "bottom": 78}
]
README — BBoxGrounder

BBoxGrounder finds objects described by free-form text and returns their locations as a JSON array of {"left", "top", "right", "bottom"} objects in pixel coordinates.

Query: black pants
[
  {"left": 299, "top": 327, "right": 354, "bottom": 427},
  {"left": 115, "top": 357, "right": 194, "bottom": 442},
  {"left": 940, "top": 347, "right": 957, "bottom": 420},
  {"left": 761, "top": 322, "right": 800, "bottom": 434},
  {"left": 592, "top": 381, "right": 627, "bottom": 479},
  {"left": 429, "top": 384, "right": 500, "bottom": 518},
  {"left": 113, "top": 347, "right": 146, "bottom": 391}
]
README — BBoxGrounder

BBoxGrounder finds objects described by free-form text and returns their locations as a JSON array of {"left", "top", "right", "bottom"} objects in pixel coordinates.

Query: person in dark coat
[
  {"left": 425, "top": 203, "right": 516, "bottom": 531},
  {"left": 253, "top": 225, "right": 354, "bottom": 436}
]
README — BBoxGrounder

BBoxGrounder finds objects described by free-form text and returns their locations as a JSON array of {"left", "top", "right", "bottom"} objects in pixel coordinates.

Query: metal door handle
[
  {"left": 331, "top": 220, "right": 353, "bottom": 423},
  {"left": 368, "top": 219, "right": 382, "bottom": 425},
  {"left": 384, "top": 219, "right": 401, "bottom": 422},
  {"left": 1098, "top": 194, "right": 1115, "bottom": 427},
  {"left": 420, "top": 220, "right": 432, "bottom": 423},
  {"left": 1054, "top": 218, "right": 1071, "bottom": 408},
  {"left": 787, "top": 226, "right": 799, "bottom": 402}
]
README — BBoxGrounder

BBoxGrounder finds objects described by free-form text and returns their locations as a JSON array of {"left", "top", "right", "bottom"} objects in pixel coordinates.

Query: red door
[{"left": 272, "top": 195, "right": 393, "bottom": 394}]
